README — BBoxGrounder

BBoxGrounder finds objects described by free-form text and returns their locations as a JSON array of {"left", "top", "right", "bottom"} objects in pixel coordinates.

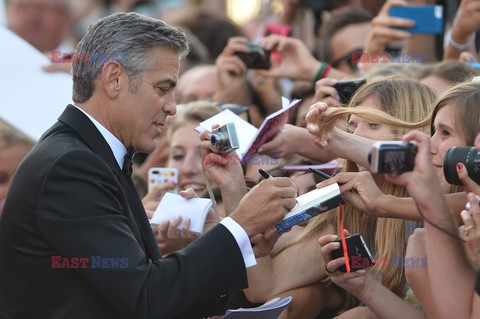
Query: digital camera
[
  {"left": 234, "top": 44, "right": 271, "bottom": 69},
  {"left": 210, "top": 123, "right": 240, "bottom": 154},
  {"left": 368, "top": 141, "right": 417, "bottom": 174},
  {"left": 333, "top": 78, "right": 366, "bottom": 104},
  {"left": 444, "top": 147, "right": 480, "bottom": 185}
]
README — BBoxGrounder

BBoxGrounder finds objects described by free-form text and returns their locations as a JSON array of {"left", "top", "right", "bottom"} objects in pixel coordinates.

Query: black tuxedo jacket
[{"left": 0, "top": 105, "right": 247, "bottom": 319}]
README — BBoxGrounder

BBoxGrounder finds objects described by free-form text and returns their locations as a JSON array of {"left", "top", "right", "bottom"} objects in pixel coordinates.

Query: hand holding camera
[
  {"left": 385, "top": 131, "right": 445, "bottom": 212},
  {"left": 199, "top": 124, "right": 244, "bottom": 190}
]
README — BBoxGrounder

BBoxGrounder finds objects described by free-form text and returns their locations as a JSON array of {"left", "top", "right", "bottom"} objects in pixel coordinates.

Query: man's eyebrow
[{"left": 153, "top": 78, "right": 177, "bottom": 88}]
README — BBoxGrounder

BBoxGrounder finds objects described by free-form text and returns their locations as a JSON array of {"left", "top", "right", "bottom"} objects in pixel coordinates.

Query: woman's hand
[
  {"left": 460, "top": 192, "right": 480, "bottom": 268},
  {"left": 364, "top": 0, "right": 413, "bottom": 55},
  {"left": 258, "top": 35, "right": 321, "bottom": 81},
  {"left": 319, "top": 230, "right": 373, "bottom": 299},
  {"left": 142, "top": 182, "right": 176, "bottom": 211},
  {"left": 456, "top": 163, "right": 480, "bottom": 195},
  {"left": 317, "top": 171, "right": 388, "bottom": 218},
  {"left": 305, "top": 102, "right": 336, "bottom": 148},
  {"left": 257, "top": 124, "right": 304, "bottom": 158},
  {"left": 150, "top": 188, "right": 202, "bottom": 256},
  {"left": 213, "top": 37, "right": 251, "bottom": 105},
  {"left": 199, "top": 126, "right": 245, "bottom": 190},
  {"left": 386, "top": 131, "right": 443, "bottom": 210},
  {"left": 313, "top": 78, "right": 341, "bottom": 106}
]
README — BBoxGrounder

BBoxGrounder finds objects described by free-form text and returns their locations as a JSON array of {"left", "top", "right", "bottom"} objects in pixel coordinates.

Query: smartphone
[
  {"left": 234, "top": 44, "right": 271, "bottom": 69},
  {"left": 148, "top": 168, "right": 179, "bottom": 194},
  {"left": 389, "top": 5, "right": 444, "bottom": 34},
  {"left": 331, "top": 234, "right": 375, "bottom": 272},
  {"left": 333, "top": 78, "right": 366, "bottom": 104}
]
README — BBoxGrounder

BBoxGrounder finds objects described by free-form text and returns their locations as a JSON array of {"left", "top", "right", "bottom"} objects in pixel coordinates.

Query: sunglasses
[{"left": 331, "top": 47, "right": 400, "bottom": 71}]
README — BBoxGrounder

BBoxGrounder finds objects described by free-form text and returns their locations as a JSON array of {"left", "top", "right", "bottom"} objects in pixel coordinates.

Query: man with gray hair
[{"left": 0, "top": 12, "right": 297, "bottom": 319}]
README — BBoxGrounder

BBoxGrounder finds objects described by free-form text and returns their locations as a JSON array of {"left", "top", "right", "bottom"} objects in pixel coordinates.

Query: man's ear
[{"left": 100, "top": 61, "right": 126, "bottom": 99}]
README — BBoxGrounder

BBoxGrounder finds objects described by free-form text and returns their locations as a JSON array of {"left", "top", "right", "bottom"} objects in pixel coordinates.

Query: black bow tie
[{"left": 122, "top": 150, "right": 135, "bottom": 177}]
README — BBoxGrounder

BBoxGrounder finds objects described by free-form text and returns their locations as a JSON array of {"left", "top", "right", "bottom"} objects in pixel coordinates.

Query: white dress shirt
[{"left": 73, "top": 105, "right": 256, "bottom": 268}]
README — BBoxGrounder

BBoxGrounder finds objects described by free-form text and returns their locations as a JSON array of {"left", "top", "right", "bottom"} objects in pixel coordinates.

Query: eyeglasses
[{"left": 218, "top": 103, "right": 252, "bottom": 124}]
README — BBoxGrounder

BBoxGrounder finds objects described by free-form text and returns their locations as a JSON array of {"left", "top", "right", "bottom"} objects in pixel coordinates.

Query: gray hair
[{"left": 72, "top": 12, "right": 189, "bottom": 103}]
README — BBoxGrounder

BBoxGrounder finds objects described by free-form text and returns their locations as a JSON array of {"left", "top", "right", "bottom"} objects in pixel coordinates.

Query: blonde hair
[
  {"left": 167, "top": 101, "right": 221, "bottom": 138},
  {"left": 295, "top": 76, "right": 436, "bottom": 309},
  {"left": 0, "top": 118, "right": 34, "bottom": 150}
]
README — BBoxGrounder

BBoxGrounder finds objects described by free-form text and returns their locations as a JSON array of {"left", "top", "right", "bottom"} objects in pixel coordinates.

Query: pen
[
  {"left": 258, "top": 168, "right": 274, "bottom": 180},
  {"left": 259, "top": 169, "right": 298, "bottom": 204},
  {"left": 309, "top": 167, "right": 332, "bottom": 180},
  {"left": 309, "top": 167, "right": 347, "bottom": 188}
]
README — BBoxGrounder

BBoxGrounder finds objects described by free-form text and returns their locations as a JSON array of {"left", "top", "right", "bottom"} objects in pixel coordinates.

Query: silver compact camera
[
  {"left": 368, "top": 141, "right": 417, "bottom": 174},
  {"left": 210, "top": 123, "right": 240, "bottom": 154}
]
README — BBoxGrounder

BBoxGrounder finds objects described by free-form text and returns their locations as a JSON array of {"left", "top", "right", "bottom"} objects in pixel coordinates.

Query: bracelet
[
  {"left": 320, "top": 64, "right": 331, "bottom": 79},
  {"left": 313, "top": 62, "right": 328, "bottom": 83},
  {"left": 446, "top": 29, "right": 476, "bottom": 51}
]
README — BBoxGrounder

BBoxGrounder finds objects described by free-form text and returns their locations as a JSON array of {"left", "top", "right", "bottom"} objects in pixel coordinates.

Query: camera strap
[
  {"left": 201, "top": 165, "right": 220, "bottom": 223},
  {"left": 338, "top": 204, "right": 351, "bottom": 273}
]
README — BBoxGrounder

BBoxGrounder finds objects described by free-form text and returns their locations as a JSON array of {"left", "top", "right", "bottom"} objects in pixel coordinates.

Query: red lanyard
[{"left": 338, "top": 204, "right": 351, "bottom": 273}]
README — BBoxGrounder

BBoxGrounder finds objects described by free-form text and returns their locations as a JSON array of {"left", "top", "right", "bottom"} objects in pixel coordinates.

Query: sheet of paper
[
  {"left": 221, "top": 296, "right": 292, "bottom": 318},
  {"left": 0, "top": 27, "right": 73, "bottom": 140},
  {"left": 150, "top": 193, "right": 212, "bottom": 234}
]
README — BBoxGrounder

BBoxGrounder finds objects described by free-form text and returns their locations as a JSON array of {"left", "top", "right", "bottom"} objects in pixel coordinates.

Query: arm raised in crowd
[
  {"left": 387, "top": 131, "right": 480, "bottom": 319},
  {"left": 258, "top": 35, "right": 349, "bottom": 81}
]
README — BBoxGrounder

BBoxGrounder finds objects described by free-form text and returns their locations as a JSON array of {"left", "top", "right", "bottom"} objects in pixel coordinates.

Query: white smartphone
[{"left": 148, "top": 167, "right": 179, "bottom": 194}]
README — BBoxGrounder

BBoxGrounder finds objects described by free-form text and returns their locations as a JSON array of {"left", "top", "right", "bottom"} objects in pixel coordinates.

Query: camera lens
[
  {"left": 444, "top": 147, "right": 480, "bottom": 185},
  {"left": 211, "top": 132, "right": 227, "bottom": 149}
]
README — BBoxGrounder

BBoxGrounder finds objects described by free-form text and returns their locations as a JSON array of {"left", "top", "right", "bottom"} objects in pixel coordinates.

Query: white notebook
[
  {"left": 221, "top": 296, "right": 292, "bottom": 319},
  {"left": 149, "top": 193, "right": 212, "bottom": 234},
  {"left": 276, "top": 183, "right": 344, "bottom": 232}
]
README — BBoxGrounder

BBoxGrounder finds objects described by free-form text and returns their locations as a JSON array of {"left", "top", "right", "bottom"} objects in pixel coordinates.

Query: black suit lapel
[{"left": 58, "top": 105, "right": 161, "bottom": 260}]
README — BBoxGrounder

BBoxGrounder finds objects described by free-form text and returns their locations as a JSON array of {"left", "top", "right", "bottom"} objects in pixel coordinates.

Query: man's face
[
  {"left": 116, "top": 47, "right": 180, "bottom": 153},
  {"left": 0, "top": 143, "right": 31, "bottom": 215},
  {"left": 7, "top": 0, "right": 69, "bottom": 52}
]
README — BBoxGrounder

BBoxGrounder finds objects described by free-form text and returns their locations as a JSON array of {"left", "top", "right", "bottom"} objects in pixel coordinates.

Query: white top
[{"left": 73, "top": 105, "right": 256, "bottom": 268}]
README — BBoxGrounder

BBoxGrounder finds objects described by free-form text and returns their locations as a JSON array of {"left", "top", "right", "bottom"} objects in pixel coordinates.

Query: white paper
[
  {"left": 195, "top": 109, "right": 258, "bottom": 159},
  {"left": 0, "top": 27, "right": 73, "bottom": 140},
  {"left": 221, "top": 296, "right": 292, "bottom": 318},
  {"left": 150, "top": 193, "right": 212, "bottom": 234},
  {"left": 283, "top": 183, "right": 341, "bottom": 219}
]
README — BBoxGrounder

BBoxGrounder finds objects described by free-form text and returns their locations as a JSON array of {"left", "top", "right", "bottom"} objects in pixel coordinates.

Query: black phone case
[{"left": 330, "top": 234, "right": 375, "bottom": 272}]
